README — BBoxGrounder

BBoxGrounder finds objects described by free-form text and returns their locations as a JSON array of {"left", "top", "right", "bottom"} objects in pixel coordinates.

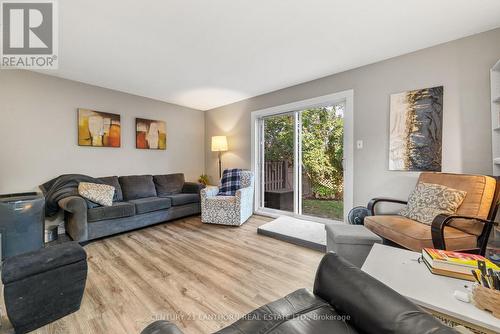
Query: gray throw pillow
[{"left": 399, "top": 182, "right": 467, "bottom": 225}]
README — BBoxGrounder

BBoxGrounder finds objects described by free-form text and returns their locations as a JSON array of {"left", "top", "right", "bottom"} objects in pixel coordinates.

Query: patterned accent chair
[{"left": 201, "top": 170, "right": 254, "bottom": 226}]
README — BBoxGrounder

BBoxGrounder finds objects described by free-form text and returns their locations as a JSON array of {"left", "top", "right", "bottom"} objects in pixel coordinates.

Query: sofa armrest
[
  {"left": 431, "top": 214, "right": 496, "bottom": 254},
  {"left": 58, "top": 195, "right": 86, "bottom": 213},
  {"left": 367, "top": 197, "right": 407, "bottom": 215},
  {"left": 141, "top": 320, "right": 184, "bottom": 334},
  {"left": 58, "top": 196, "right": 88, "bottom": 242},
  {"left": 182, "top": 182, "right": 203, "bottom": 194},
  {"left": 200, "top": 186, "right": 219, "bottom": 199}
]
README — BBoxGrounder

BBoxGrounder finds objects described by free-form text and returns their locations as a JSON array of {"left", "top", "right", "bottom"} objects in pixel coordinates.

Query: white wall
[
  {"left": 0, "top": 70, "right": 205, "bottom": 194},
  {"left": 205, "top": 28, "right": 500, "bottom": 207}
]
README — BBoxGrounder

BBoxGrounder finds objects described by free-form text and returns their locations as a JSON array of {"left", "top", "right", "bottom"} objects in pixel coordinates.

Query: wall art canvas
[
  {"left": 78, "top": 108, "right": 121, "bottom": 147},
  {"left": 136, "top": 118, "right": 166, "bottom": 150},
  {"left": 389, "top": 86, "right": 443, "bottom": 171}
]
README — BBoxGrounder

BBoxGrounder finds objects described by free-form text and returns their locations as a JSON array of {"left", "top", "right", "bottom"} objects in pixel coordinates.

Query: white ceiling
[{"left": 40, "top": 0, "right": 500, "bottom": 110}]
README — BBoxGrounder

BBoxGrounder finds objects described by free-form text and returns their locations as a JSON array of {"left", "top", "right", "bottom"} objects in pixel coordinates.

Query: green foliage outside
[
  {"left": 264, "top": 106, "right": 344, "bottom": 200},
  {"left": 263, "top": 114, "right": 294, "bottom": 162}
]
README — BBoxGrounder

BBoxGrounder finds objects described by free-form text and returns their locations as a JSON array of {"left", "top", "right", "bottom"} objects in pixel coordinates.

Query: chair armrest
[
  {"left": 58, "top": 196, "right": 89, "bottom": 242},
  {"left": 200, "top": 186, "right": 219, "bottom": 198},
  {"left": 367, "top": 197, "right": 407, "bottom": 215},
  {"left": 141, "top": 320, "right": 184, "bottom": 334},
  {"left": 182, "top": 182, "right": 203, "bottom": 194},
  {"left": 431, "top": 214, "right": 496, "bottom": 252},
  {"left": 236, "top": 186, "right": 253, "bottom": 201}
]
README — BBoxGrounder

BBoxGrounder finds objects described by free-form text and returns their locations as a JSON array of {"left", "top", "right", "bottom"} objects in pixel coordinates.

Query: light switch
[{"left": 356, "top": 140, "right": 363, "bottom": 149}]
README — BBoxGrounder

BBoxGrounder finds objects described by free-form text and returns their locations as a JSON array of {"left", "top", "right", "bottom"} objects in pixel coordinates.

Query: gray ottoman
[
  {"left": 325, "top": 224, "right": 382, "bottom": 268},
  {"left": 1, "top": 242, "right": 87, "bottom": 333}
]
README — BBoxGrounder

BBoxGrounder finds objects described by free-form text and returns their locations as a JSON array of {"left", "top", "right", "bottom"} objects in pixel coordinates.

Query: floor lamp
[{"left": 211, "top": 136, "right": 228, "bottom": 179}]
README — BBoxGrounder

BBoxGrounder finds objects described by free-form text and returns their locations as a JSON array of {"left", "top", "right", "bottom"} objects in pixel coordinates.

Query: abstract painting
[
  {"left": 78, "top": 109, "right": 121, "bottom": 147},
  {"left": 389, "top": 86, "right": 443, "bottom": 171},
  {"left": 136, "top": 118, "right": 166, "bottom": 150}
]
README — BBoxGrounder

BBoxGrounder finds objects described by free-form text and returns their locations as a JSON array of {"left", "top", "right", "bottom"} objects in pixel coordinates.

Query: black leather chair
[{"left": 141, "top": 252, "right": 458, "bottom": 334}]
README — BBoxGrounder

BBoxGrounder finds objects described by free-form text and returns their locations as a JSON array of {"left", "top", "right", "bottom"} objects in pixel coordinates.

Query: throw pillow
[
  {"left": 399, "top": 182, "right": 467, "bottom": 225},
  {"left": 218, "top": 169, "right": 242, "bottom": 196},
  {"left": 78, "top": 182, "right": 115, "bottom": 207},
  {"left": 98, "top": 176, "right": 123, "bottom": 202}
]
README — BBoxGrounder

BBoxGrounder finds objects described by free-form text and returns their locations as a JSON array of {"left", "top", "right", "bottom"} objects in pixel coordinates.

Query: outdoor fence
[
  {"left": 264, "top": 161, "right": 287, "bottom": 191},
  {"left": 264, "top": 160, "right": 312, "bottom": 196}
]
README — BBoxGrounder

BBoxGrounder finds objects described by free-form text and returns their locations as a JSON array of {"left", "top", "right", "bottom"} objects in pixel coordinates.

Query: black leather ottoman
[{"left": 1, "top": 242, "right": 87, "bottom": 334}]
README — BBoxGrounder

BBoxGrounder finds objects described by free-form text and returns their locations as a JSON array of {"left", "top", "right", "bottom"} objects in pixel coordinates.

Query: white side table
[{"left": 362, "top": 244, "right": 500, "bottom": 334}]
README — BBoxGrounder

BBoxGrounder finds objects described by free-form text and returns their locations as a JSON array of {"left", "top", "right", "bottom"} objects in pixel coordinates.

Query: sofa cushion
[
  {"left": 128, "top": 197, "right": 171, "bottom": 214},
  {"left": 399, "top": 182, "right": 466, "bottom": 225},
  {"left": 153, "top": 173, "right": 185, "bottom": 196},
  {"left": 98, "top": 176, "right": 123, "bottom": 202},
  {"left": 215, "top": 288, "right": 357, "bottom": 334},
  {"left": 364, "top": 215, "right": 477, "bottom": 252},
  {"left": 418, "top": 173, "right": 496, "bottom": 235},
  {"left": 87, "top": 202, "right": 135, "bottom": 222},
  {"left": 119, "top": 175, "right": 157, "bottom": 200},
  {"left": 164, "top": 193, "right": 200, "bottom": 206}
]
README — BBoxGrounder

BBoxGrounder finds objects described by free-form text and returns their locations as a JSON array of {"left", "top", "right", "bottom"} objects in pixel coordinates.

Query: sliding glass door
[
  {"left": 258, "top": 102, "right": 345, "bottom": 222},
  {"left": 300, "top": 105, "right": 344, "bottom": 221},
  {"left": 262, "top": 113, "right": 295, "bottom": 212}
]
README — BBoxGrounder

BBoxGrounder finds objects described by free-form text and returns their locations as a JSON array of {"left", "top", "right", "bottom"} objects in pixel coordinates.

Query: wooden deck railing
[{"left": 264, "top": 161, "right": 287, "bottom": 191}]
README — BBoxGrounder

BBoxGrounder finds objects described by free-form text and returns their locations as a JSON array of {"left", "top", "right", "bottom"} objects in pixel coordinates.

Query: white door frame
[{"left": 250, "top": 89, "right": 354, "bottom": 223}]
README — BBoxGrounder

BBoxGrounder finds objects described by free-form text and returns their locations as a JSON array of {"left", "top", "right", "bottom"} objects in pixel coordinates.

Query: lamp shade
[{"left": 211, "top": 136, "right": 228, "bottom": 152}]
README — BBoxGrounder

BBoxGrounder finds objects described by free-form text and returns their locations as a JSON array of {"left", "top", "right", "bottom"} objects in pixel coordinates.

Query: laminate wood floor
[{"left": 0, "top": 215, "right": 323, "bottom": 334}]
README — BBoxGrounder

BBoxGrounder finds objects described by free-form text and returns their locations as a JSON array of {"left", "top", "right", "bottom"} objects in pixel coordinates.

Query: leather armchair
[
  {"left": 141, "top": 252, "right": 458, "bottom": 334},
  {"left": 365, "top": 172, "right": 500, "bottom": 255},
  {"left": 141, "top": 321, "right": 183, "bottom": 334}
]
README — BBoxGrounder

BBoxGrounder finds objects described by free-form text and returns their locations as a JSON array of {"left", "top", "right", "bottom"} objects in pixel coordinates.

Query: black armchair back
[
  {"left": 314, "top": 253, "right": 457, "bottom": 334},
  {"left": 142, "top": 252, "right": 458, "bottom": 334}
]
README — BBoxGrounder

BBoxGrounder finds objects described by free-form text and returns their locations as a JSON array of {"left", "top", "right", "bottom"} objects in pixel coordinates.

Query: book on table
[{"left": 422, "top": 248, "right": 500, "bottom": 281}]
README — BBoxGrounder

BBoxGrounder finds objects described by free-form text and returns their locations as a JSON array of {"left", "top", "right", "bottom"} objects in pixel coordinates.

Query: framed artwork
[
  {"left": 78, "top": 108, "right": 121, "bottom": 147},
  {"left": 389, "top": 86, "right": 443, "bottom": 171},
  {"left": 136, "top": 118, "right": 166, "bottom": 150}
]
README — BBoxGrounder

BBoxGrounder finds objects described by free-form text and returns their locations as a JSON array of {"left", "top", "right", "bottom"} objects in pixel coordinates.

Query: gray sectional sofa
[{"left": 58, "top": 174, "right": 202, "bottom": 242}]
